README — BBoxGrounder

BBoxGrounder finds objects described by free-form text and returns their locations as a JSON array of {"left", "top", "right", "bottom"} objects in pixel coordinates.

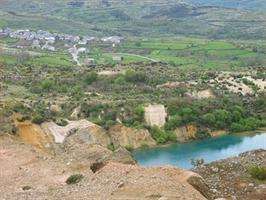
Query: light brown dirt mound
[
  {"left": 0, "top": 135, "right": 208, "bottom": 200},
  {"left": 108, "top": 124, "right": 156, "bottom": 149},
  {"left": 49, "top": 162, "right": 208, "bottom": 200}
]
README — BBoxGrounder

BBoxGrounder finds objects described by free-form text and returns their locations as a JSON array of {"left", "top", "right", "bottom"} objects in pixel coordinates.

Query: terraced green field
[
  {"left": 1, "top": 36, "right": 265, "bottom": 70},
  {"left": 117, "top": 38, "right": 266, "bottom": 69}
]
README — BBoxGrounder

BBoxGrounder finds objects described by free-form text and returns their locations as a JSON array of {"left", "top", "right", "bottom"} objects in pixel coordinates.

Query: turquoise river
[{"left": 133, "top": 132, "right": 266, "bottom": 169}]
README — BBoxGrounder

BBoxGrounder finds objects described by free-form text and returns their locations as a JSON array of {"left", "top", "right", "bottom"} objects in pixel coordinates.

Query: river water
[{"left": 133, "top": 132, "right": 266, "bottom": 169}]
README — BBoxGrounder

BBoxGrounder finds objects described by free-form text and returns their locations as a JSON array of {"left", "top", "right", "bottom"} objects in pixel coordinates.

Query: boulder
[
  {"left": 186, "top": 175, "right": 212, "bottom": 199},
  {"left": 175, "top": 125, "right": 197, "bottom": 142},
  {"left": 69, "top": 106, "right": 81, "bottom": 120},
  {"left": 41, "top": 119, "right": 110, "bottom": 147},
  {"left": 50, "top": 104, "right": 61, "bottom": 114},
  {"left": 108, "top": 124, "right": 156, "bottom": 149},
  {"left": 144, "top": 104, "right": 167, "bottom": 127}
]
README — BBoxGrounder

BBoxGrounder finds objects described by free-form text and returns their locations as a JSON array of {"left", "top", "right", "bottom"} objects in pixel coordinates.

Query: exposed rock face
[
  {"left": 210, "top": 130, "right": 227, "bottom": 137},
  {"left": 175, "top": 125, "right": 198, "bottom": 142},
  {"left": 108, "top": 124, "right": 156, "bottom": 149},
  {"left": 41, "top": 119, "right": 110, "bottom": 147},
  {"left": 14, "top": 120, "right": 54, "bottom": 152},
  {"left": 144, "top": 104, "right": 167, "bottom": 127}
]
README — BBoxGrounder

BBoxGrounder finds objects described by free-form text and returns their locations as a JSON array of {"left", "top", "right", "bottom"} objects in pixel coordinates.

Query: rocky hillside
[
  {"left": 195, "top": 149, "right": 266, "bottom": 200},
  {"left": 0, "top": 133, "right": 208, "bottom": 200}
]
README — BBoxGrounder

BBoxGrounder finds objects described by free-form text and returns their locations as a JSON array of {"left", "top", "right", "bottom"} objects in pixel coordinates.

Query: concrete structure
[{"left": 144, "top": 104, "right": 167, "bottom": 127}]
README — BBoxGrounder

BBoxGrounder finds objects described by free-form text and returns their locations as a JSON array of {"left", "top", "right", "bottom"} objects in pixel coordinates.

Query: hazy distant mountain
[
  {"left": 0, "top": 0, "right": 265, "bottom": 39},
  {"left": 185, "top": 0, "right": 266, "bottom": 11}
]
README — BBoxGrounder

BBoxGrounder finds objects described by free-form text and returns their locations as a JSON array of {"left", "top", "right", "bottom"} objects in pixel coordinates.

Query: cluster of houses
[
  {"left": 0, "top": 27, "right": 124, "bottom": 49},
  {"left": 0, "top": 27, "right": 125, "bottom": 66}
]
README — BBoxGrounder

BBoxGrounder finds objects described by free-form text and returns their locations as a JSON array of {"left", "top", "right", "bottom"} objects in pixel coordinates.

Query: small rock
[{"left": 22, "top": 186, "right": 32, "bottom": 191}]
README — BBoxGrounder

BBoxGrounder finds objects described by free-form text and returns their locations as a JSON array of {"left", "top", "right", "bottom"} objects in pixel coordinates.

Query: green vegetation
[
  {"left": 125, "top": 145, "right": 134, "bottom": 152},
  {"left": 118, "top": 39, "right": 266, "bottom": 69},
  {"left": 66, "top": 174, "right": 84, "bottom": 185},
  {"left": 0, "top": 1, "right": 265, "bottom": 147},
  {"left": 84, "top": 72, "right": 98, "bottom": 85},
  {"left": 249, "top": 165, "right": 266, "bottom": 181},
  {"left": 149, "top": 126, "right": 176, "bottom": 144},
  {"left": 0, "top": 1, "right": 265, "bottom": 39}
]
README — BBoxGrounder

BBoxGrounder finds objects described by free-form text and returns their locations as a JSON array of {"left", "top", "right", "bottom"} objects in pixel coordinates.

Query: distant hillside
[
  {"left": 186, "top": 0, "right": 266, "bottom": 11},
  {"left": 0, "top": 0, "right": 265, "bottom": 39}
]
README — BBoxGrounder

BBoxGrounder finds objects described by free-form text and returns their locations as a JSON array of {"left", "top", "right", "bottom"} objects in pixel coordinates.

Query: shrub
[
  {"left": 124, "top": 69, "right": 147, "bottom": 83},
  {"left": 248, "top": 165, "right": 266, "bottom": 181},
  {"left": 195, "top": 130, "right": 210, "bottom": 139},
  {"left": 114, "top": 75, "right": 126, "bottom": 85},
  {"left": 230, "top": 117, "right": 262, "bottom": 132},
  {"left": 164, "top": 115, "right": 182, "bottom": 131},
  {"left": 166, "top": 131, "right": 177, "bottom": 142},
  {"left": 125, "top": 145, "right": 134, "bottom": 152},
  {"left": 134, "top": 105, "right": 144, "bottom": 121},
  {"left": 32, "top": 114, "right": 45, "bottom": 124},
  {"left": 84, "top": 72, "right": 98, "bottom": 85},
  {"left": 107, "top": 143, "right": 115, "bottom": 151},
  {"left": 150, "top": 126, "right": 168, "bottom": 144},
  {"left": 150, "top": 126, "right": 176, "bottom": 144},
  {"left": 140, "top": 143, "right": 149, "bottom": 149},
  {"left": 40, "top": 79, "right": 55, "bottom": 92},
  {"left": 103, "top": 120, "right": 116, "bottom": 130},
  {"left": 66, "top": 174, "right": 84, "bottom": 185},
  {"left": 56, "top": 118, "right": 68, "bottom": 126},
  {"left": 178, "top": 107, "right": 196, "bottom": 124}
]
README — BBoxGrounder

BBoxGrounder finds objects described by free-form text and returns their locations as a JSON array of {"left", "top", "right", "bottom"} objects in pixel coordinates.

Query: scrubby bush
[
  {"left": 195, "top": 130, "right": 210, "bottom": 139},
  {"left": 40, "top": 79, "right": 55, "bottom": 92},
  {"left": 248, "top": 165, "right": 266, "bottom": 181},
  {"left": 114, "top": 75, "right": 127, "bottom": 85},
  {"left": 164, "top": 115, "right": 182, "bottom": 131},
  {"left": 107, "top": 143, "right": 116, "bottom": 151},
  {"left": 124, "top": 69, "right": 147, "bottom": 83},
  {"left": 150, "top": 126, "right": 176, "bottom": 144},
  {"left": 31, "top": 114, "right": 45, "bottom": 124},
  {"left": 66, "top": 174, "right": 84, "bottom": 185},
  {"left": 84, "top": 72, "right": 98, "bottom": 85},
  {"left": 134, "top": 105, "right": 145, "bottom": 121},
  {"left": 230, "top": 117, "right": 262, "bottom": 132},
  {"left": 125, "top": 145, "right": 134, "bottom": 152}
]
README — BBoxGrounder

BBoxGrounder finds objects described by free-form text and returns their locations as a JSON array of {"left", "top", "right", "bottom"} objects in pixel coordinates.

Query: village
[{"left": 0, "top": 27, "right": 124, "bottom": 65}]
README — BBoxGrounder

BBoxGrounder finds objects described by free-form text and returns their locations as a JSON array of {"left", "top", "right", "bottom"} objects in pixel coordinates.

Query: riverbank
[
  {"left": 133, "top": 127, "right": 266, "bottom": 151},
  {"left": 194, "top": 149, "right": 266, "bottom": 200},
  {"left": 133, "top": 132, "right": 266, "bottom": 169}
]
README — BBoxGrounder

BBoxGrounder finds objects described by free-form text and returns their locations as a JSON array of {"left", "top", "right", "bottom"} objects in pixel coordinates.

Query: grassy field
[
  {"left": 117, "top": 38, "right": 266, "bottom": 70},
  {"left": 0, "top": 36, "right": 265, "bottom": 70}
]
